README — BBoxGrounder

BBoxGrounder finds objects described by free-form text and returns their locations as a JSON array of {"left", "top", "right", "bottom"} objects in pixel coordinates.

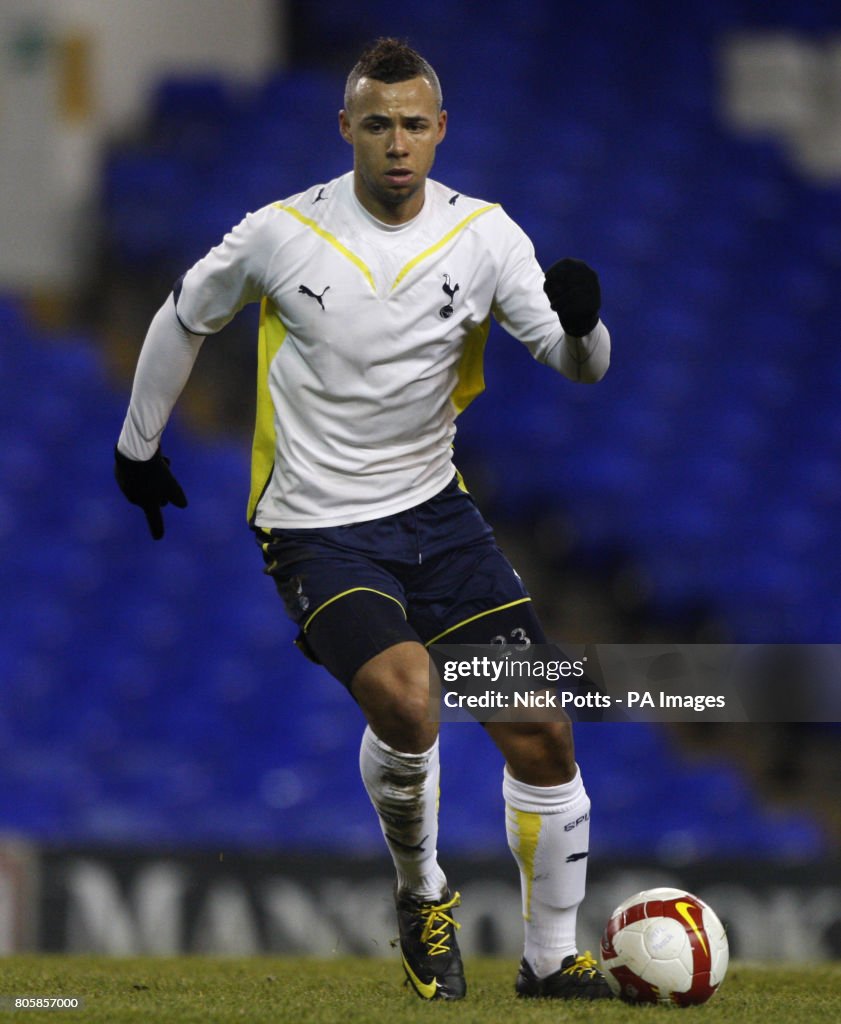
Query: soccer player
[{"left": 114, "top": 38, "right": 612, "bottom": 1001}]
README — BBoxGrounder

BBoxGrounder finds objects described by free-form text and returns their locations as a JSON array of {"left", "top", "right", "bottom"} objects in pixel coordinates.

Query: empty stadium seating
[{"left": 1, "top": 0, "right": 837, "bottom": 856}]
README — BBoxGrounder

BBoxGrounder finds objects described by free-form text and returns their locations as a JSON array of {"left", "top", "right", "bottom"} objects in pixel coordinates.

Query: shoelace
[
  {"left": 561, "top": 951, "right": 600, "bottom": 977},
  {"left": 419, "top": 891, "right": 462, "bottom": 956}
]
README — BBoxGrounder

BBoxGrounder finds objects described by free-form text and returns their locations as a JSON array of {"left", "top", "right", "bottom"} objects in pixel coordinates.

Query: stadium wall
[
  {"left": 3, "top": 844, "right": 837, "bottom": 962},
  {"left": 0, "top": 0, "right": 283, "bottom": 290}
]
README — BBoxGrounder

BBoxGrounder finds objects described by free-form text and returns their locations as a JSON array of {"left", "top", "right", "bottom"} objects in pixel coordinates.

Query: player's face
[{"left": 339, "top": 76, "right": 447, "bottom": 225}]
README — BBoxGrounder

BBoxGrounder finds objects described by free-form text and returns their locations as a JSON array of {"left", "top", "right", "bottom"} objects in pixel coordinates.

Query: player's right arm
[
  {"left": 114, "top": 206, "right": 277, "bottom": 538},
  {"left": 116, "top": 294, "right": 205, "bottom": 463}
]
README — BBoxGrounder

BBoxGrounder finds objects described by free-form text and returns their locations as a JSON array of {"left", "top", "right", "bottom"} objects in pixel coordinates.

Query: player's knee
[
  {"left": 353, "top": 659, "right": 436, "bottom": 753},
  {"left": 369, "top": 688, "right": 436, "bottom": 753},
  {"left": 493, "top": 720, "right": 576, "bottom": 785},
  {"left": 540, "top": 720, "right": 577, "bottom": 778}
]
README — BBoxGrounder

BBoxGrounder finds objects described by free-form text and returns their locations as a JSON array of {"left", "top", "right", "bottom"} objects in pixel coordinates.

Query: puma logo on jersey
[
  {"left": 448, "top": 193, "right": 460, "bottom": 205},
  {"left": 313, "top": 187, "right": 328, "bottom": 203},
  {"left": 439, "top": 274, "right": 459, "bottom": 319},
  {"left": 298, "top": 284, "right": 330, "bottom": 310}
]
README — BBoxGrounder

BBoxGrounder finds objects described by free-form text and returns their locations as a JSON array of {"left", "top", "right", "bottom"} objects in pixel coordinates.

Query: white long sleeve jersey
[{"left": 118, "top": 171, "right": 610, "bottom": 528}]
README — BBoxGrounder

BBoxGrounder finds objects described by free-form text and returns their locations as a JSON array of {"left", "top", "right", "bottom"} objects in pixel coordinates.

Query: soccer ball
[{"left": 600, "top": 887, "right": 729, "bottom": 1006}]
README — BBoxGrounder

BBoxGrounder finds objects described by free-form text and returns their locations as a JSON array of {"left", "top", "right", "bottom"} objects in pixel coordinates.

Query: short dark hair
[{"left": 344, "top": 37, "right": 442, "bottom": 111}]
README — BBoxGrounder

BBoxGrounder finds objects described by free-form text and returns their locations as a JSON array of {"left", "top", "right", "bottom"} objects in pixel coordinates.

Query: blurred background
[{"left": 1, "top": 0, "right": 839, "bottom": 959}]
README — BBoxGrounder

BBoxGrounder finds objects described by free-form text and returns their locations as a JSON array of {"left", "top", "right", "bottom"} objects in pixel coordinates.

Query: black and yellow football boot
[
  {"left": 395, "top": 888, "right": 466, "bottom": 1000},
  {"left": 516, "top": 951, "right": 613, "bottom": 999}
]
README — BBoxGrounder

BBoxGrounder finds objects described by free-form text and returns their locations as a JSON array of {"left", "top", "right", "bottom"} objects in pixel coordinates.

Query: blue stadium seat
[{"left": 2, "top": 5, "right": 838, "bottom": 856}]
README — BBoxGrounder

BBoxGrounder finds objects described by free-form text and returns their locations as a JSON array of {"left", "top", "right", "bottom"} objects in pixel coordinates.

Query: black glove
[
  {"left": 543, "top": 258, "right": 601, "bottom": 337},
  {"left": 114, "top": 446, "right": 188, "bottom": 540}
]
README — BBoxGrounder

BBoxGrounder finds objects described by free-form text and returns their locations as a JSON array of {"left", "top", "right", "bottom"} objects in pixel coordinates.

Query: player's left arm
[
  {"left": 491, "top": 213, "right": 610, "bottom": 383},
  {"left": 542, "top": 257, "right": 609, "bottom": 383}
]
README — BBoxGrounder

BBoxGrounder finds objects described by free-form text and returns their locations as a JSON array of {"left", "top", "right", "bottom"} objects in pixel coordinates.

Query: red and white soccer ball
[{"left": 600, "top": 887, "right": 729, "bottom": 1007}]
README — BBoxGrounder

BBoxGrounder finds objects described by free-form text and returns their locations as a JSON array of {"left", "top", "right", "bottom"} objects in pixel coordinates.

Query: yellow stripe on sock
[{"left": 511, "top": 809, "right": 542, "bottom": 921}]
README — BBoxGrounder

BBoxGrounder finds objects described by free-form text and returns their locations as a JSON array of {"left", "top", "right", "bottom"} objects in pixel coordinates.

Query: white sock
[
  {"left": 504, "top": 764, "right": 591, "bottom": 979},
  {"left": 359, "top": 725, "right": 447, "bottom": 900}
]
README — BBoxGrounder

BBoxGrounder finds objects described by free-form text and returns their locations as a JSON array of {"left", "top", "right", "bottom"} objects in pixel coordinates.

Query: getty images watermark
[{"left": 428, "top": 644, "right": 841, "bottom": 723}]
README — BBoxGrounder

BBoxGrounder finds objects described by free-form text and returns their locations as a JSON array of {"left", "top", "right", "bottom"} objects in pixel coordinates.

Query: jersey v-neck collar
[{"left": 347, "top": 176, "right": 428, "bottom": 235}]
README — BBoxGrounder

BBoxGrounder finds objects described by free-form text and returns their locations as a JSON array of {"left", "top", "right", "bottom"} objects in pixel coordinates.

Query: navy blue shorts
[{"left": 255, "top": 473, "right": 546, "bottom": 687}]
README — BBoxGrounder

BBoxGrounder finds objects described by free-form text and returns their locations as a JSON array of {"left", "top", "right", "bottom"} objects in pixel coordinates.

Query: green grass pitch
[{"left": 0, "top": 957, "right": 839, "bottom": 1023}]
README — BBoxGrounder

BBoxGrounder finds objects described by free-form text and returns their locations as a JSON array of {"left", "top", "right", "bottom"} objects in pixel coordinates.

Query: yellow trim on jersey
[
  {"left": 248, "top": 299, "right": 287, "bottom": 521},
  {"left": 424, "top": 598, "right": 532, "bottom": 646},
  {"left": 451, "top": 315, "right": 491, "bottom": 415},
  {"left": 303, "top": 587, "right": 407, "bottom": 633},
  {"left": 506, "top": 809, "right": 542, "bottom": 921},
  {"left": 454, "top": 467, "right": 469, "bottom": 493},
  {"left": 390, "top": 204, "right": 501, "bottom": 290},
  {"left": 273, "top": 203, "right": 376, "bottom": 292}
]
